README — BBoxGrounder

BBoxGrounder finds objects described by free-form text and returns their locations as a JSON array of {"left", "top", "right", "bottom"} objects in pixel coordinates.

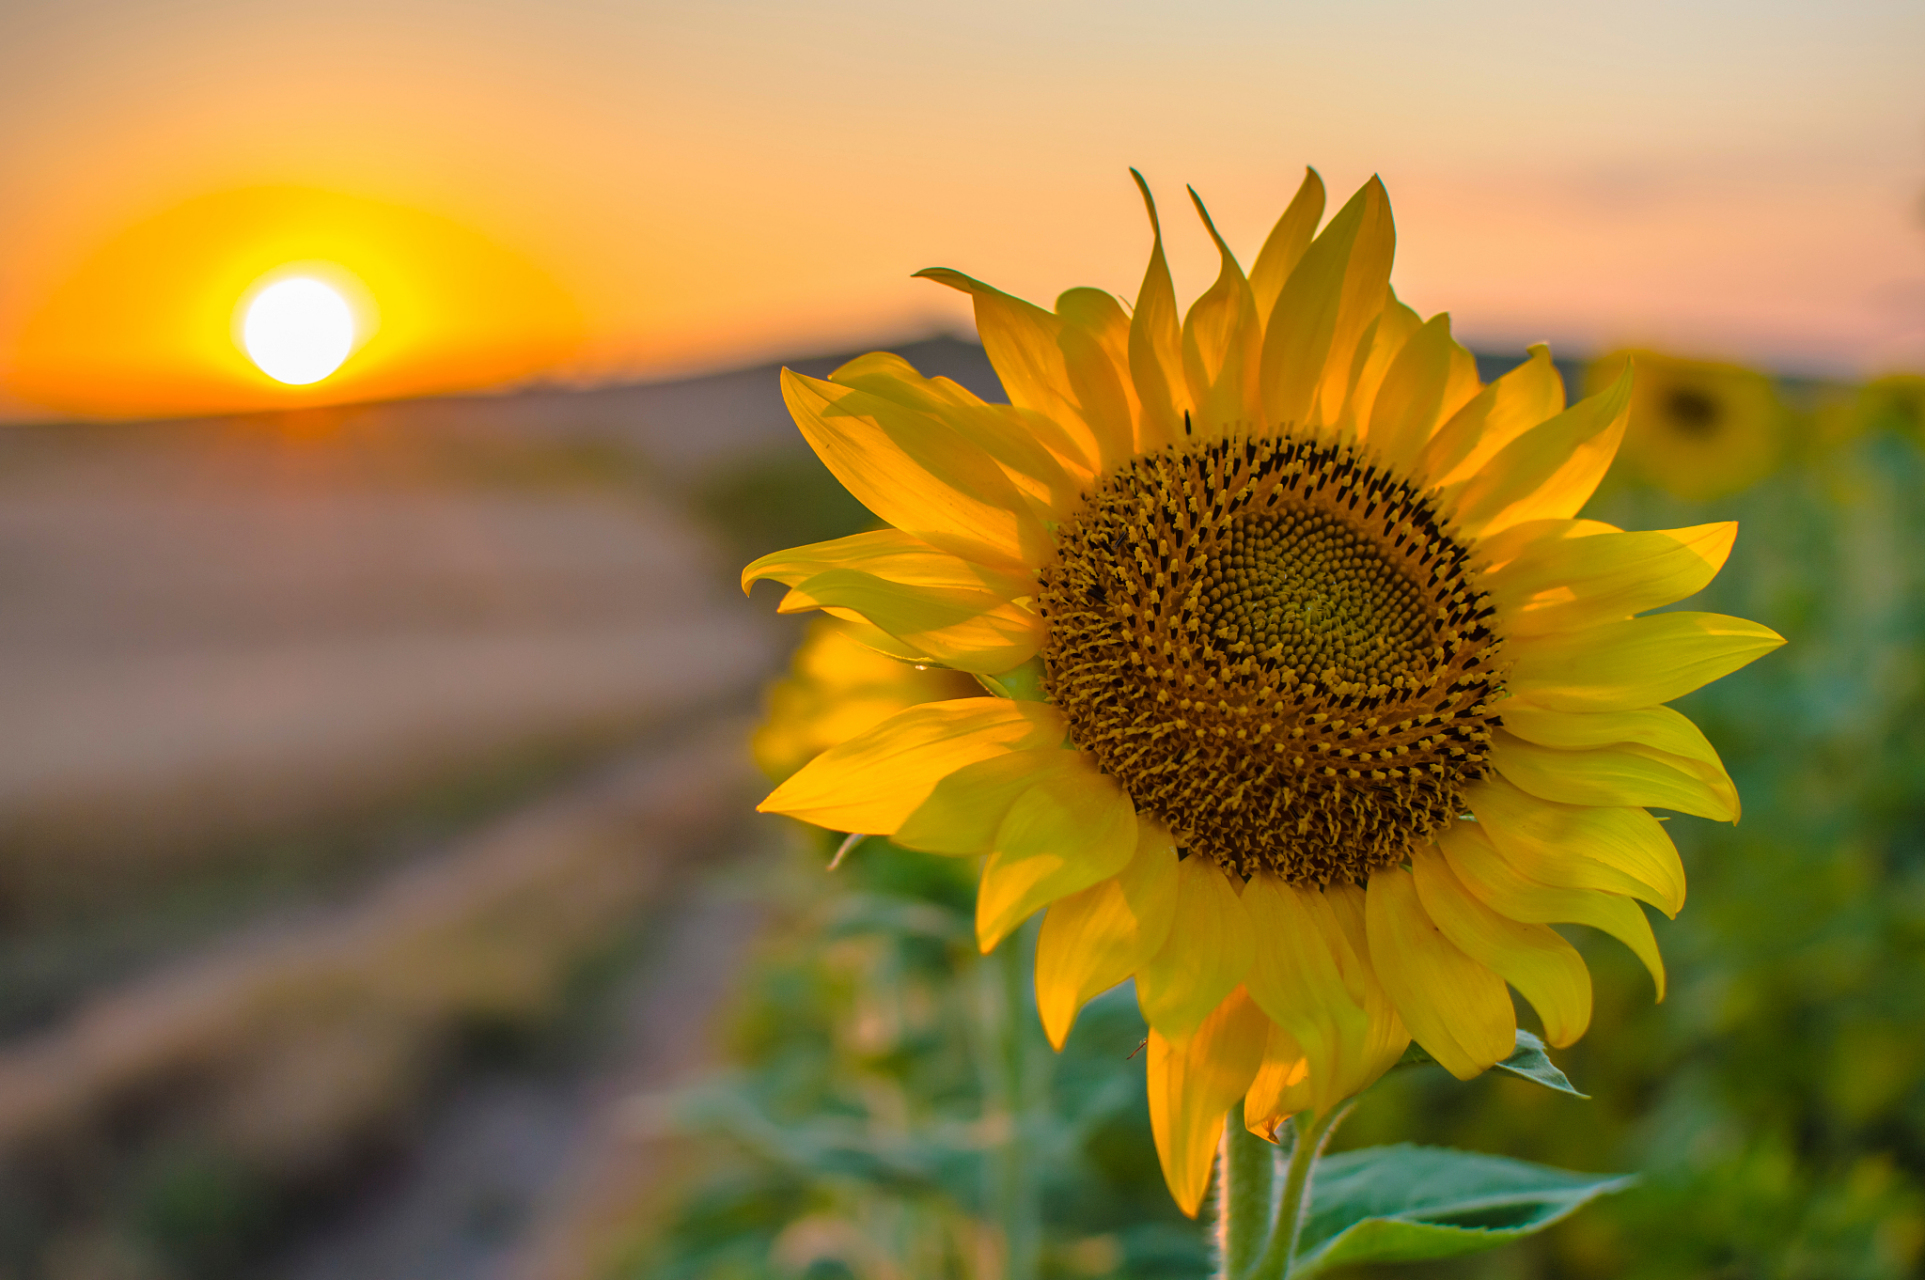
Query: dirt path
[
  {"left": 0, "top": 723, "right": 776, "bottom": 1277},
  {"left": 275, "top": 864, "right": 771, "bottom": 1280}
]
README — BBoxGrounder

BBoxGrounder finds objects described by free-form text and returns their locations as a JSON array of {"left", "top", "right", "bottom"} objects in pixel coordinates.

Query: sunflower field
[{"left": 631, "top": 357, "right": 1925, "bottom": 1280}]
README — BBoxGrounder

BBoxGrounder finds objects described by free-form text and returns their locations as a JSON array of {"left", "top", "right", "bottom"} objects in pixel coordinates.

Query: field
[{"left": 0, "top": 337, "right": 995, "bottom": 1279}]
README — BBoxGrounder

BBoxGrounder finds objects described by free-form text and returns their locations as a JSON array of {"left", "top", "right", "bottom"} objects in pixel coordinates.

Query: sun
[{"left": 241, "top": 275, "right": 356, "bottom": 385}]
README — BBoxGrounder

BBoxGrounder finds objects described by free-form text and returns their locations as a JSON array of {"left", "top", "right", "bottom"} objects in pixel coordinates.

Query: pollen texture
[{"left": 1037, "top": 431, "right": 1503, "bottom": 884}]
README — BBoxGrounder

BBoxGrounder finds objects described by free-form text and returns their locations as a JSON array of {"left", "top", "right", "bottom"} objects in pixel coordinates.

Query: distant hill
[
  {"left": 1, "top": 334, "right": 1575, "bottom": 484},
  {"left": 0, "top": 336, "right": 1000, "bottom": 483}
]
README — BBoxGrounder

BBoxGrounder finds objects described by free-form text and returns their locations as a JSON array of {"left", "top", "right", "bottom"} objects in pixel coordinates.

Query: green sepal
[
  {"left": 1494, "top": 1029, "right": 1588, "bottom": 1098},
  {"left": 975, "top": 656, "right": 1049, "bottom": 701},
  {"left": 1291, "top": 1144, "right": 1633, "bottom": 1275},
  {"left": 1396, "top": 1030, "right": 1586, "bottom": 1098}
]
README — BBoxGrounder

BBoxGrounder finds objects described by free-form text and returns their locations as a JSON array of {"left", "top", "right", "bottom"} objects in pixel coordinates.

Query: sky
[{"left": 1, "top": 0, "right": 1921, "bottom": 420}]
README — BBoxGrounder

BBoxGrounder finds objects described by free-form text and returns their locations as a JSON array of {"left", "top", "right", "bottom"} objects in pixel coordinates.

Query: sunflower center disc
[{"left": 1037, "top": 431, "right": 1504, "bottom": 884}]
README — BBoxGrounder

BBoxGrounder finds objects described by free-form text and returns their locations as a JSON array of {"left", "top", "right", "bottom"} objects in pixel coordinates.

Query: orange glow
[
  {"left": 10, "top": 187, "right": 583, "bottom": 418},
  {"left": 1, "top": 3, "right": 1917, "bottom": 421}
]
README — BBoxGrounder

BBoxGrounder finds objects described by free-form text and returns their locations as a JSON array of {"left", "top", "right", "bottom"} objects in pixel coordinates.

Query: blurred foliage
[
  {"left": 648, "top": 355, "right": 1925, "bottom": 1279},
  {"left": 695, "top": 454, "right": 875, "bottom": 565},
  {"left": 627, "top": 836, "right": 1207, "bottom": 1279}
]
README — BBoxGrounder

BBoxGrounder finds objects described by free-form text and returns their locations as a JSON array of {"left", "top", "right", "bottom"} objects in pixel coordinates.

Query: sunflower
[
  {"left": 754, "top": 616, "right": 980, "bottom": 783},
  {"left": 748, "top": 171, "right": 1784, "bottom": 1215},
  {"left": 1587, "top": 348, "right": 1784, "bottom": 501}
]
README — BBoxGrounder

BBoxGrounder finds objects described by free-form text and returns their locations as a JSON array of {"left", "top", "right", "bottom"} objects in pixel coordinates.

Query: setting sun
[
  {"left": 241, "top": 276, "right": 355, "bottom": 385},
  {"left": 4, "top": 187, "right": 583, "bottom": 418}
]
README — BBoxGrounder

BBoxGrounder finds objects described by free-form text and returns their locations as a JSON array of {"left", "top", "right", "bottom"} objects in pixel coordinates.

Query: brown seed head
[{"left": 1036, "top": 430, "right": 1503, "bottom": 884}]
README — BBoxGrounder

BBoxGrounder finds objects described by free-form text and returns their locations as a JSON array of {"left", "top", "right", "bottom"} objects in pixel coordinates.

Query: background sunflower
[{"left": 1587, "top": 349, "right": 1787, "bottom": 502}]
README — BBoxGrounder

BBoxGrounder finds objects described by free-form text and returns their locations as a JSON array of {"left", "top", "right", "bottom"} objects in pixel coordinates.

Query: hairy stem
[
  {"left": 1247, "top": 1099, "right": 1356, "bottom": 1280},
  {"left": 1216, "top": 1113, "right": 1279, "bottom": 1279}
]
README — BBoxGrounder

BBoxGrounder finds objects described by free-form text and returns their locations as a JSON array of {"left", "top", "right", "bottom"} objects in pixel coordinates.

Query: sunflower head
[
  {"left": 1587, "top": 348, "right": 1784, "bottom": 501},
  {"left": 1039, "top": 429, "right": 1500, "bottom": 884},
  {"left": 749, "top": 170, "right": 1785, "bottom": 1215}
]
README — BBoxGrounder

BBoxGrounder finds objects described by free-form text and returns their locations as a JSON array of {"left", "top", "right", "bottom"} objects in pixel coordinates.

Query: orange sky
[{"left": 1, "top": 0, "right": 1921, "bottom": 420}]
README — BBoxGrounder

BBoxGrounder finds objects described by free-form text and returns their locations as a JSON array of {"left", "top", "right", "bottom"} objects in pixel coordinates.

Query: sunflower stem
[
  {"left": 1215, "top": 1112, "right": 1278, "bottom": 1279},
  {"left": 1245, "top": 1099, "right": 1355, "bottom": 1280},
  {"left": 978, "top": 919, "right": 1046, "bottom": 1280}
]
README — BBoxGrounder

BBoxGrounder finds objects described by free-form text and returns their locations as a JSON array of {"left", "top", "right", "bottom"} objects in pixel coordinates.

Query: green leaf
[
  {"left": 1496, "top": 1029, "right": 1587, "bottom": 1098},
  {"left": 662, "top": 1077, "right": 978, "bottom": 1196},
  {"left": 1293, "top": 1144, "right": 1633, "bottom": 1275},
  {"left": 1395, "top": 1030, "right": 1586, "bottom": 1098}
]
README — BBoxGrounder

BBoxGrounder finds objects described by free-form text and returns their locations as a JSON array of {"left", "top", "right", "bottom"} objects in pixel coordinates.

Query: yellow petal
[
  {"left": 894, "top": 748, "right": 1079, "bottom": 855},
  {"left": 1362, "top": 312, "right": 1481, "bottom": 471},
  {"left": 1259, "top": 176, "right": 1394, "bottom": 432},
  {"left": 1438, "top": 819, "right": 1665, "bottom": 999},
  {"left": 812, "top": 612, "right": 928, "bottom": 662},
  {"left": 1317, "top": 883, "right": 1412, "bottom": 1079},
  {"left": 1241, "top": 875, "right": 1370, "bottom": 1116},
  {"left": 1248, "top": 168, "right": 1326, "bottom": 322},
  {"left": 1147, "top": 987, "right": 1270, "bottom": 1218},
  {"left": 1243, "top": 1019, "right": 1312, "bottom": 1141},
  {"left": 781, "top": 368, "right": 1049, "bottom": 573},
  {"left": 1484, "top": 523, "right": 1737, "bottom": 636},
  {"left": 829, "top": 350, "right": 1089, "bottom": 515},
  {"left": 1417, "top": 344, "right": 1566, "bottom": 489},
  {"left": 1236, "top": 881, "right": 1408, "bottom": 1122},
  {"left": 1508, "top": 611, "right": 1786, "bottom": 712},
  {"left": 976, "top": 761, "right": 1137, "bottom": 951},
  {"left": 1334, "top": 293, "right": 1421, "bottom": 442},
  {"left": 1181, "top": 188, "right": 1263, "bottom": 435},
  {"left": 1035, "top": 819, "right": 1180, "bottom": 1048},
  {"left": 1365, "top": 866, "right": 1515, "bottom": 1080},
  {"left": 760, "top": 698, "right": 1063, "bottom": 833},
  {"left": 1411, "top": 845, "right": 1592, "bottom": 1048},
  {"left": 913, "top": 268, "right": 1106, "bottom": 475},
  {"left": 744, "top": 527, "right": 1032, "bottom": 601},
  {"left": 831, "top": 350, "right": 982, "bottom": 404},
  {"left": 1469, "top": 774, "right": 1686, "bottom": 916},
  {"left": 777, "top": 567, "right": 1043, "bottom": 674},
  {"left": 1498, "top": 703, "right": 1737, "bottom": 819},
  {"left": 1446, "top": 365, "right": 1631, "bottom": 538},
  {"left": 1136, "top": 856, "right": 1256, "bottom": 1039},
  {"left": 1055, "top": 286, "right": 1140, "bottom": 471},
  {"left": 1127, "top": 170, "right": 1188, "bottom": 452},
  {"left": 1492, "top": 730, "right": 1738, "bottom": 823},
  {"left": 1473, "top": 516, "right": 1618, "bottom": 577}
]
